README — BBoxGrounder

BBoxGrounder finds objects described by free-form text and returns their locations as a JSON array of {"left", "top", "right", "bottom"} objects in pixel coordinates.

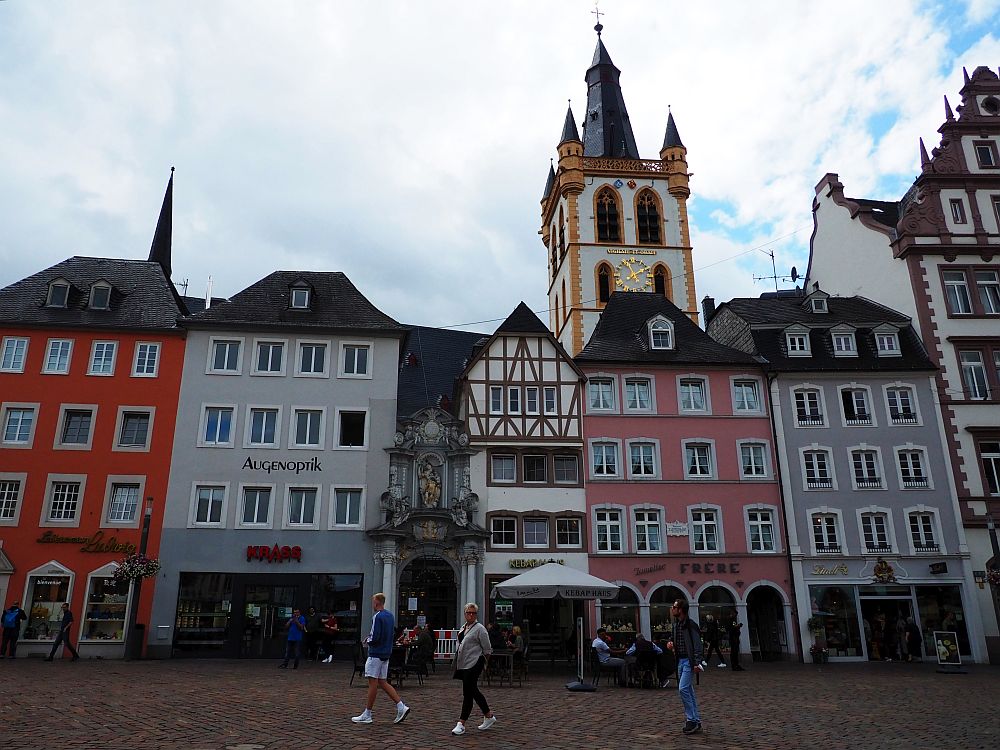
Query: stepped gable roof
[
  {"left": 495, "top": 302, "right": 551, "bottom": 335},
  {"left": 719, "top": 296, "right": 933, "bottom": 372},
  {"left": 576, "top": 292, "right": 756, "bottom": 366},
  {"left": 397, "top": 325, "right": 488, "bottom": 419},
  {"left": 187, "top": 271, "right": 404, "bottom": 332},
  {"left": 0, "top": 256, "right": 185, "bottom": 330}
]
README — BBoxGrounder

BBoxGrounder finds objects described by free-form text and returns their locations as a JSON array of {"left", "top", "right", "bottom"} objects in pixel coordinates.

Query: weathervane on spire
[{"left": 592, "top": 1, "right": 604, "bottom": 34}]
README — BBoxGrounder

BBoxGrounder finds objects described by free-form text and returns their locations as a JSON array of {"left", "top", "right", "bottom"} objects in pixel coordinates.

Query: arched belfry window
[
  {"left": 598, "top": 263, "right": 612, "bottom": 304},
  {"left": 653, "top": 265, "right": 671, "bottom": 299},
  {"left": 636, "top": 190, "right": 661, "bottom": 244},
  {"left": 550, "top": 233, "right": 558, "bottom": 277},
  {"left": 558, "top": 206, "right": 567, "bottom": 255},
  {"left": 596, "top": 188, "right": 621, "bottom": 243}
]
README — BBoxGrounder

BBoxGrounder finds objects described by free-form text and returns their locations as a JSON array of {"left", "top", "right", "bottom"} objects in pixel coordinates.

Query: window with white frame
[
  {"left": 960, "top": 351, "right": 991, "bottom": 399},
  {"left": 908, "top": 512, "right": 939, "bottom": 552},
  {"left": 812, "top": 514, "right": 841, "bottom": 552},
  {"left": 287, "top": 488, "right": 318, "bottom": 525},
  {"left": 89, "top": 283, "right": 111, "bottom": 310},
  {"left": 491, "top": 517, "right": 516, "bottom": 546},
  {"left": 210, "top": 339, "right": 242, "bottom": 373},
  {"left": 832, "top": 332, "right": 857, "bottom": 356},
  {"left": 247, "top": 408, "right": 279, "bottom": 447},
  {"left": 740, "top": 443, "right": 767, "bottom": 478},
  {"left": 875, "top": 331, "right": 900, "bottom": 356},
  {"left": 59, "top": 409, "right": 94, "bottom": 446},
  {"left": 254, "top": 341, "right": 284, "bottom": 374},
  {"left": 43, "top": 339, "right": 72, "bottom": 374},
  {"left": 786, "top": 331, "right": 810, "bottom": 356},
  {"left": 554, "top": 455, "right": 579, "bottom": 483},
  {"left": 298, "top": 342, "right": 327, "bottom": 375},
  {"left": 524, "top": 518, "right": 549, "bottom": 547},
  {"left": 588, "top": 378, "right": 615, "bottom": 410},
  {"left": 650, "top": 319, "right": 672, "bottom": 349},
  {"left": 290, "top": 287, "right": 310, "bottom": 309},
  {"left": 794, "top": 388, "right": 824, "bottom": 426},
  {"left": 524, "top": 455, "right": 547, "bottom": 482},
  {"left": 898, "top": 449, "right": 929, "bottom": 488},
  {"left": 592, "top": 442, "right": 618, "bottom": 477},
  {"left": 685, "top": 442, "right": 713, "bottom": 478},
  {"left": 47, "top": 281, "right": 70, "bottom": 308},
  {"left": 691, "top": 509, "right": 719, "bottom": 552},
  {"left": 629, "top": 443, "right": 656, "bottom": 477},
  {"left": 241, "top": 487, "right": 272, "bottom": 525},
  {"left": 48, "top": 481, "right": 81, "bottom": 521},
  {"left": 2, "top": 407, "right": 35, "bottom": 445},
  {"left": 490, "top": 386, "right": 503, "bottom": 414},
  {"left": 341, "top": 344, "right": 370, "bottom": 376},
  {"left": 491, "top": 454, "right": 515, "bottom": 482},
  {"left": 133, "top": 343, "right": 160, "bottom": 376},
  {"left": 747, "top": 510, "right": 775, "bottom": 552},
  {"left": 202, "top": 406, "right": 234, "bottom": 446},
  {"left": 803, "top": 449, "right": 834, "bottom": 489},
  {"left": 107, "top": 483, "right": 139, "bottom": 523},
  {"left": 861, "top": 512, "right": 891, "bottom": 553},
  {"left": 333, "top": 489, "right": 363, "bottom": 527},
  {"left": 193, "top": 485, "right": 225, "bottom": 525},
  {"left": 810, "top": 297, "right": 828, "bottom": 313},
  {"left": 292, "top": 409, "right": 323, "bottom": 447},
  {"left": 88, "top": 341, "right": 117, "bottom": 375},
  {"left": 886, "top": 386, "right": 918, "bottom": 424},
  {"left": 595, "top": 509, "right": 623, "bottom": 552},
  {"left": 625, "top": 378, "right": 651, "bottom": 410},
  {"left": 981, "top": 441, "right": 1000, "bottom": 495},
  {"left": 1, "top": 337, "right": 28, "bottom": 372},
  {"left": 117, "top": 411, "right": 150, "bottom": 448},
  {"left": 525, "top": 386, "right": 539, "bottom": 415},
  {"left": 0, "top": 479, "right": 20, "bottom": 520},
  {"left": 943, "top": 270, "right": 973, "bottom": 314},
  {"left": 634, "top": 510, "right": 662, "bottom": 552},
  {"left": 976, "top": 270, "right": 1000, "bottom": 314},
  {"left": 508, "top": 387, "right": 521, "bottom": 414},
  {"left": 841, "top": 388, "right": 873, "bottom": 426},
  {"left": 543, "top": 386, "right": 557, "bottom": 414},
  {"left": 338, "top": 411, "right": 367, "bottom": 447},
  {"left": 851, "top": 449, "right": 883, "bottom": 489},
  {"left": 733, "top": 379, "right": 760, "bottom": 412},
  {"left": 679, "top": 378, "right": 707, "bottom": 411},
  {"left": 556, "top": 517, "right": 582, "bottom": 547}
]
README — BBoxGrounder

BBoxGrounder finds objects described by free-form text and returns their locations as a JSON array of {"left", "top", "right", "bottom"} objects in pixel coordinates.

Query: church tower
[{"left": 540, "top": 23, "right": 696, "bottom": 355}]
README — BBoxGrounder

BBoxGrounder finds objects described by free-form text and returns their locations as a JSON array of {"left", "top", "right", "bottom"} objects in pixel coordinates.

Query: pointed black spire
[
  {"left": 148, "top": 167, "right": 174, "bottom": 280},
  {"left": 542, "top": 160, "right": 555, "bottom": 199},
  {"left": 581, "top": 28, "right": 640, "bottom": 159},
  {"left": 560, "top": 102, "right": 580, "bottom": 142},
  {"left": 663, "top": 110, "right": 684, "bottom": 149}
]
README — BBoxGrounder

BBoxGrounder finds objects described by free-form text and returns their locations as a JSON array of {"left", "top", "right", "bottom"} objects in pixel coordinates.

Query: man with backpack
[{"left": 1, "top": 601, "right": 27, "bottom": 658}]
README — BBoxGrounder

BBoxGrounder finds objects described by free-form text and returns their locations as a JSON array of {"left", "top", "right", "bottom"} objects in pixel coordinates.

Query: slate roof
[
  {"left": 852, "top": 198, "right": 899, "bottom": 229},
  {"left": 576, "top": 292, "right": 758, "bottom": 366},
  {"left": 181, "top": 295, "right": 229, "bottom": 315},
  {"left": 663, "top": 111, "right": 684, "bottom": 149},
  {"left": 560, "top": 104, "right": 580, "bottom": 143},
  {"left": 581, "top": 35, "right": 640, "bottom": 159},
  {"left": 0, "top": 256, "right": 185, "bottom": 330},
  {"left": 712, "top": 296, "right": 934, "bottom": 373},
  {"left": 495, "top": 302, "right": 551, "bottom": 335},
  {"left": 396, "top": 325, "right": 487, "bottom": 419},
  {"left": 186, "top": 271, "right": 405, "bottom": 332}
]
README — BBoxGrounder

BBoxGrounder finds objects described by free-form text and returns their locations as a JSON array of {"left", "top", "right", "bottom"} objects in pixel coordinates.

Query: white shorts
[{"left": 364, "top": 656, "right": 390, "bottom": 680}]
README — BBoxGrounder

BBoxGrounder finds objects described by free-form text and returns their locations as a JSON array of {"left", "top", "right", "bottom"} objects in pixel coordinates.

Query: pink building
[{"left": 577, "top": 293, "right": 796, "bottom": 662}]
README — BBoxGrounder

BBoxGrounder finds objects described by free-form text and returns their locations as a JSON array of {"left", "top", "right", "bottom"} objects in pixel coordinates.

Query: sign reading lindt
[{"left": 247, "top": 544, "right": 302, "bottom": 563}]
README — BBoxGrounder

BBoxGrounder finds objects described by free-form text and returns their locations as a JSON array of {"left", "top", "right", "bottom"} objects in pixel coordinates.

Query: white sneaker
[
  {"left": 351, "top": 712, "right": 373, "bottom": 724},
  {"left": 717, "top": 663, "right": 727, "bottom": 668},
  {"left": 323, "top": 655, "right": 333, "bottom": 663},
  {"left": 452, "top": 722, "right": 466, "bottom": 735},
  {"left": 478, "top": 715, "right": 497, "bottom": 731},
  {"left": 394, "top": 705, "right": 411, "bottom": 724}
]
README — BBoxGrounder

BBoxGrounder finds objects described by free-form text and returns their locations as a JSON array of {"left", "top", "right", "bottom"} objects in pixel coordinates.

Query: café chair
[{"left": 589, "top": 648, "right": 623, "bottom": 687}]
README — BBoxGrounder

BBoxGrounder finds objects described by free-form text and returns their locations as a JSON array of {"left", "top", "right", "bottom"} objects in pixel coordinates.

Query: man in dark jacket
[
  {"left": 667, "top": 599, "right": 704, "bottom": 734},
  {"left": 1, "top": 601, "right": 27, "bottom": 658},
  {"left": 727, "top": 617, "right": 745, "bottom": 671},
  {"left": 44, "top": 603, "right": 79, "bottom": 661}
]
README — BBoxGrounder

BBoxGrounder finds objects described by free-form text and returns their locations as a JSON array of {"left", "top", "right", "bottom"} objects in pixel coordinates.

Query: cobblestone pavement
[{"left": 2, "top": 657, "right": 998, "bottom": 749}]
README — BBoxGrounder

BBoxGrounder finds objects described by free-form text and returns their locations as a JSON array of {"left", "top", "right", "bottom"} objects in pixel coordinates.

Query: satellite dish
[{"left": 790, "top": 266, "right": 799, "bottom": 282}]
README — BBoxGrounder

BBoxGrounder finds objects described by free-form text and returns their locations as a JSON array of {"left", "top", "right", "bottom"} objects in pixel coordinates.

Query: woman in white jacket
[{"left": 451, "top": 602, "right": 496, "bottom": 735}]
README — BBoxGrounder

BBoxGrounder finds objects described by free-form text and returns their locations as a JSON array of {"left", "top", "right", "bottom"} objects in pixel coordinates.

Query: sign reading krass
[{"left": 247, "top": 544, "right": 302, "bottom": 563}]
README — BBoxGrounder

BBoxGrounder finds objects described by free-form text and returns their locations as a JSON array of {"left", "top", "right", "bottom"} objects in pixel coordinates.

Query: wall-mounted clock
[{"left": 614, "top": 257, "right": 653, "bottom": 292}]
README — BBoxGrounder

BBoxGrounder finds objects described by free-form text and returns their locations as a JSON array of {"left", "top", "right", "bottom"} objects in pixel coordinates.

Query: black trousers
[
  {"left": 282, "top": 639, "right": 302, "bottom": 667},
  {"left": 730, "top": 642, "right": 741, "bottom": 668},
  {"left": 48, "top": 629, "right": 79, "bottom": 659},
  {"left": 705, "top": 640, "right": 725, "bottom": 664},
  {"left": 1, "top": 628, "right": 19, "bottom": 657},
  {"left": 458, "top": 657, "right": 490, "bottom": 721}
]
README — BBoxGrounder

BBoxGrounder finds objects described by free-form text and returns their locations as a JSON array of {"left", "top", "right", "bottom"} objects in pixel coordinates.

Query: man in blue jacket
[
  {"left": 351, "top": 593, "right": 410, "bottom": 725},
  {"left": 1, "top": 601, "right": 27, "bottom": 658}
]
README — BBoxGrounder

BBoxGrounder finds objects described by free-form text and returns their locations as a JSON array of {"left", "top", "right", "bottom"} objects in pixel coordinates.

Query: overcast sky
[{"left": 2, "top": 1, "right": 999, "bottom": 333}]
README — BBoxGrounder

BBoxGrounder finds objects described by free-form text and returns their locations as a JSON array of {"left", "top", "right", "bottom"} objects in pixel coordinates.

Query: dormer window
[
  {"left": 47, "top": 281, "right": 70, "bottom": 308},
  {"left": 875, "top": 328, "right": 901, "bottom": 357},
  {"left": 649, "top": 318, "right": 673, "bottom": 350},
  {"left": 89, "top": 283, "right": 111, "bottom": 310},
  {"left": 810, "top": 298, "right": 828, "bottom": 313},
  {"left": 832, "top": 327, "right": 857, "bottom": 357},
  {"left": 785, "top": 328, "right": 811, "bottom": 357},
  {"left": 290, "top": 288, "right": 310, "bottom": 309}
]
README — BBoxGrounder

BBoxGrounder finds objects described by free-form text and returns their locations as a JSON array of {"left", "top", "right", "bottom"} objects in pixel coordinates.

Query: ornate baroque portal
[{"left": 369, "top": 408, "right": 487, "bottom": 629}]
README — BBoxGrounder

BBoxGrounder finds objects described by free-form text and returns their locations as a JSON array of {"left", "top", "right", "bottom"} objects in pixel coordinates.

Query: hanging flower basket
[
  {"left": 113, "top": 553, "right": 161, "bottom": 582},
  {"left": 986, "top": 569, "right": 1000, "bottom": 587}
]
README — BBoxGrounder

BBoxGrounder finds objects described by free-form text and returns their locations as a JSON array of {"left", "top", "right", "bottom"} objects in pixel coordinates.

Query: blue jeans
[{"left": 677, "top": 658, "right": 701, "bottom": 723}]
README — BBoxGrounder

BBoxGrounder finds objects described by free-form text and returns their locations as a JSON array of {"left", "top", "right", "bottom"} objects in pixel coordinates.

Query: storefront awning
[{"left": 493, "top": 562, "right": 619, "bottom": 600}]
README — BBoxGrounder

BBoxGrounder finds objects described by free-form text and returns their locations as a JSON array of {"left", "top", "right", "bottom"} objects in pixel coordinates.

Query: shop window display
[
  {"left": 650, "top": 585, "right": 686, "bottom": 638},
  {"left": 310, "top": 574, "right": 363, "bottom": 646},
  {"left": 916, "top": 585, "right": 970, "bottom": 656},
  {"left": 24, "top": 576, "right": 70, "bottom": 641},
  {"left": 82, "top": 576, "right": 130, "bottom": 641},
  {"left": 174, "top": 573, "right": 234, "bottom": 654},
  {"left": 600, "top": 587, "right": 639, "bottom": 648},
  {"left": 808, "top": 585, "right": 862, "bottom": 657}
]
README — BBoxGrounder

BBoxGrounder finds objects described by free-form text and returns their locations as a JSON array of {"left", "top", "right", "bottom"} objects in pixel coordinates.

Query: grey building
[
  {"left": 148, "top": 271, "right": 405, "bottom": 659},
  {"left": 708, "top": 289, "right": 986, "bottom": 662}
]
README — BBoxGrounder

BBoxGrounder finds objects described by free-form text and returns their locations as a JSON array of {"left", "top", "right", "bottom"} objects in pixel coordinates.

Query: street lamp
[{"left": 123, "top": 496, "right": 154, "bottom": 660}]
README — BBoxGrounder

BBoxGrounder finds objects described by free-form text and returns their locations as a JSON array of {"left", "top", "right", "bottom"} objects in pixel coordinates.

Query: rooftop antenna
[
  {"left": 179, "top": 278, "right": 189, "bottom": 296},
  {"left": 205, "top": 275, "right": 214, "bottom": 310},
  {"left": 752, "top": 249, "right": 798, "bottom": 293}
]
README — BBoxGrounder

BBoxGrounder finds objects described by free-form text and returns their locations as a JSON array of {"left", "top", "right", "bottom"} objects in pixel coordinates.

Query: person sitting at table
[
  {"left": 413, "top": 625, "right": 434, "bottom": 662},
  {"left": 625, "top": 633, "right": 662, "bottom": 687},
  {"left": 592, "top": 627, "right": 626, "bottom": 685},
  {"left": 487, "top": 621, "right": 505, "bottom": 650},
  {"left": 394, "top": 626, "right": 410, "bottom": 646}
]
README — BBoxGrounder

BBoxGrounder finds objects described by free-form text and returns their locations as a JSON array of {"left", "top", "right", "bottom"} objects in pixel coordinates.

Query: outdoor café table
[{"left": 485, "top": 649, "right": 517, "bottom": 687}]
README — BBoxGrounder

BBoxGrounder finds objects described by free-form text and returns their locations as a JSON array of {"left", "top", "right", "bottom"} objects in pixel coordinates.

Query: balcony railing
[
  {"left": 815, "top": 543, "right": 842, "bottom": 554},
  {"left": 797, "top": 413, "right": 824, "bottom": 426},
  {"left": 913, "top": 542, "right": 940, "bottom": 553},
  {"left": 855, "top": 478, "right": 883, "bottom": 489},
  {"left": 902, "top": 478, "right": 930, "bottom": 489},
  {"left": 865, "top": 543, "right": 892, "bottom": 554},
  {"left": 806, "top": 478, "right": 833, "bottom": 489},
  {"left": 890, "top": 412, "right": 918, "bottom": 425},
  {"left": 845, "top": 414, "right": 873, "bottom": 426}
]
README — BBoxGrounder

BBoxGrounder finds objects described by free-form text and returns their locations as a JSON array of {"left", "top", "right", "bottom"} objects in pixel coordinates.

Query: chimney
[{"left": 702, "top": 296, "right": 717, "bottom": 322}]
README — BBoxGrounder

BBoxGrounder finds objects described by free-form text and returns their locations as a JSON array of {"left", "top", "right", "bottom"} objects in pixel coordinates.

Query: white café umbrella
[{"left": 493, "top": 562, "right": 619, "bottom": 692}]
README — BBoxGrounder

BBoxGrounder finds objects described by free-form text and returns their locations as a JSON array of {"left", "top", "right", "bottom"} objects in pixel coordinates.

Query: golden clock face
[{"left": 614, "top": 257, "right": 653, "bottom": 292}]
